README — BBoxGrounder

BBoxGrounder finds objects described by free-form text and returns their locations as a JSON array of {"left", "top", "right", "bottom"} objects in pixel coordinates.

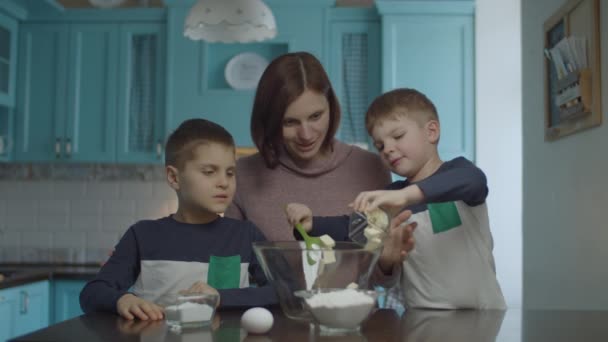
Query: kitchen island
[{"left": 9, "top": 307, "right": 608, "bottom": 341}]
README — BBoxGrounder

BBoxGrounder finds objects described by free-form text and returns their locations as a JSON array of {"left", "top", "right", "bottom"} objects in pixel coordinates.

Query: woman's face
[{"left": 281, "top": 89, "right": 331, "bottom": 165}]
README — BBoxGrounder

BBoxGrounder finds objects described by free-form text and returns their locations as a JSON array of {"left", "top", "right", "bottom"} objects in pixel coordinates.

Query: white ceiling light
[{"left": 184, "top": 0, "right": 277, "bottom": 43}]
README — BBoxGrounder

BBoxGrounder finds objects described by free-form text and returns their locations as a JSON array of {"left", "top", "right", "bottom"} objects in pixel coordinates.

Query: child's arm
[
  {"left": 80, "top": 226, "right": 162, "bottom": 320},
  {"left": 353, "top": 158, "right": 487, "bottom": 212}
]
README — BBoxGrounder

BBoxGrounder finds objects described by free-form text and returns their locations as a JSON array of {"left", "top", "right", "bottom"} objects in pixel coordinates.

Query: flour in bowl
[
  {"left": 165, "top": 301, "right": 214, "bottom": 324},
  {"left": 304, "top": 289, "right": 377, "bottom": 330}
]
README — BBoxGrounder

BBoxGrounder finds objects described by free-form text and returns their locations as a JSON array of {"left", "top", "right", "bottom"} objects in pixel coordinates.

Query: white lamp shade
[{"left": 184, "top": 0, "right": 278, "bottom": 43}]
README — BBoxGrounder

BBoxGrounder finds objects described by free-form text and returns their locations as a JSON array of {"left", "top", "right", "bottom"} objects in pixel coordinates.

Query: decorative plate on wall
[{"left": 224, "top": 52, "right": 269, "bottom": 90}]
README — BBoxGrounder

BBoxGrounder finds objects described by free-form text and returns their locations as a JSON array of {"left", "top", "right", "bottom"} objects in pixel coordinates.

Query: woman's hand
[
  {"left": 285, "top": 203, "right": 313, "bottom": 232},
  {"left": 378, "top": 210, "right": 416, "bottom": 275},
  {"left": 116, "top": 293, "right": 164, "bottom": 320}
]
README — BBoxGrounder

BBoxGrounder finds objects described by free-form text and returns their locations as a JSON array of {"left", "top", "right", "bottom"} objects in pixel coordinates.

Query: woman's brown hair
[{"left": 250, "top": 52, "right": 341, "bottom": 168}]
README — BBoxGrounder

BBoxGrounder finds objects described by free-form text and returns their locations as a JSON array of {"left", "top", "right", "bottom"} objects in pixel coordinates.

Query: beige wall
[{"left": 522, "top": 0, "right": 608, "bottom": 309}]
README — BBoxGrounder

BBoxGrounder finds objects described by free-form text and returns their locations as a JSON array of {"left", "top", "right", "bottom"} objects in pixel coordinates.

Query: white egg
[{"left": 241, "top": 307, "right": 274, "bottom": 334}]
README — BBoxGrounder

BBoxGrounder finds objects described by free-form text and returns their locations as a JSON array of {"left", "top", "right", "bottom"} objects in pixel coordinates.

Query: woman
[{"left": 224, "top": 52, "right": 391, "bottom": 241}]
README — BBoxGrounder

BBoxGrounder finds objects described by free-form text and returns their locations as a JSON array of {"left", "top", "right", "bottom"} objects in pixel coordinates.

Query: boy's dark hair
[
  {"left": 165, "top": 118, "right": 235, "bottom": 168},
  {"left": 365, "top": 88, "right": 439, "bottom": 134},
  {"left": 250, "top": 51, "right": 341, "bottom": 168}
]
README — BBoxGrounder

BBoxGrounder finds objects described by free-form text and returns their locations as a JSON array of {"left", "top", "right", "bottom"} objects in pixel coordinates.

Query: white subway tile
[
  {"left": 70, "top": 215, "right": 101, "bottom": 231},
  {"left": 86, "top": 232, "right": 120, "bottom": 250},
  {"left": 0, "top": 231, "right": 21, "bottom": 247},
  {"left": 120, "top": 182, "right": 154, "bottom": 199},
  {"left": 86, "top": 182, "right": 120, "bottom": 199},
  {"left": 102, "top": 199, "right": 135, "bottom": 216},
  {"left": 21, "top": 232, "right": 52, "bottom": 248},
  {"left": 4, "top": 215, "right": 37, "bottom": 231},
  {"left": 52, "top": 181, "right": 86, "bottom": 199},
  {"left": 0, "top": 200, "right": 5, "bottom": 229},
  {"left": 6, "top": 199, "right": 38, "bottom": 216},
  {"left": 21, "top": 182, "right": 54, "bottom": 199},
  {"left": 102, "top": 215, "right": 135, "bottom": 232},
  {"left": 38, "top": 199, "right": 69, "bottom": 216},
  {"left": 52, "top": 231, "right": 85, "bottom": 248},
  {"left": 71, "top": 199, "right": 102, "bottom": 216},
  {"left": 0, "top": 182, "right": 22, "bottom": 199},
  {"left": 38, "top": 215, "right": 70, "bottom": 231}
]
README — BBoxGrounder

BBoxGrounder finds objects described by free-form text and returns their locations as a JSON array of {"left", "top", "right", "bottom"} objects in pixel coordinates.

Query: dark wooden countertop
[
  {"left": 9, "top": 307, "right": 608, "bottom": 342},
  {"left": 0, "top": 263, "right": 99, "bottom": 289}
]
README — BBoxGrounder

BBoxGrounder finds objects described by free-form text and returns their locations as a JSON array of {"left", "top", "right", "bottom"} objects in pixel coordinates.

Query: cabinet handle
[
  {"left": 55, "top": 138, "right": 62, "bottom": 158},
  {"left": 20, "top": 291, "right": 29, "bottom": 314},
  {"left": 65, "top": 138, "right": 72, "bottom": 158},
  {"left": 156, "top": 139, "right": 163, "bottom": 158}
]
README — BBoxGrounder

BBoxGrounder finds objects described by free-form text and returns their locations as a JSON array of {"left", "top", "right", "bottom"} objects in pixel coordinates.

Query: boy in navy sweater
[
  {"left": 287, "top": 88, "right": 506, "bottom": 309},
  {"left": 80, "top": 119, "right": 277, "bottom": 320}
]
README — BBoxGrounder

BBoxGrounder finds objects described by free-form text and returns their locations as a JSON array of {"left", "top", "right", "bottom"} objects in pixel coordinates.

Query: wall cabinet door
[
  {"left": 377, "top": 2, "right": 475, "bottom": 162},
  {"left": 15, "top": 21, "right": 165, "bottom": 164},
  {"left": 0, "top": 11, "right": 17, "bottom": 107},
  {"left": 52, "top": 280, "right": 87, "bottom": 324},
  {"left": 15, "top": 23, "right": 69, "bottom": 162},
  {"left": 16, "top": 23, "right": 118, "bottom": 162},
  {"left": 328, "top": 11, "right": 380, "bottom": 147},
  {"left": 65, "top": 24, "right": 118, "bottom": 162},
  {"left": 116, "top": 23, "right": 166, "bottom": 163}
]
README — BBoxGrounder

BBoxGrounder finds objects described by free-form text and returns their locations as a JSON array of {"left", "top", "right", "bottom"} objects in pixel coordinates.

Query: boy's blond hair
[{"left": 365, "top": 88, "right": 439, "bottom": 134}]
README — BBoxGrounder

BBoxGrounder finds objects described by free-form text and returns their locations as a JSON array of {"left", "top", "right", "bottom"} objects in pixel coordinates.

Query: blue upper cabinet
[
  {"left": 328, "top": 8, "right": 381, "bottom": 148},
  {"left": 0, "top": 11, "right": 18, "bottom": 107},
  {"left": 15, "top": 17, "right": 166, "bottom": 163},
  {"left": 377, "top": 1, "right": 475, "bottom": 162},
  {"left": 65, "top": 23, "right": 118, "bottom": 162},
  {"left": 16, "top": 23, "right": 117, "bottom": 162},
  {"left": 15, "top": 23, "right": 69, "bottom": 162},
  {"left": 116, "top": 23, "right": 166, "bottom": 163}
]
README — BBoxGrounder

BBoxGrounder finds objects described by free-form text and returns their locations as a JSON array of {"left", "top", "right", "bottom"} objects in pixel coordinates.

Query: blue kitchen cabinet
[
  {"left": 14, "top": 23, "right": 68, "bottom": 162},
  {"left": 376, "top": 1, "right": 475, "bottom": 162},
  {"left": 328, "top": 8, "right": 381, "bottom": 147},
  {"left": 0, "top": 11, "right": 18, "bottom": 107},
  {"left": 14, "top": 280, "right": 50, "bottom": 337},
  {"left": 52, "top": 280, "right": 87, "bottom": 324},
  {"left": 0, "top": 280, "right": 50, "bottom": 341},
  {"left": 116, "top": 23, "right": 166, "bottom": 163},
  {"left": 15, "top": 20, "right": 166, "bottom": 164},
  {"left": 0, "top": 286, "right": 18, "bottom": 341},
  {"left": 15, "top": 23, "right": 118, "bottom": 162}
]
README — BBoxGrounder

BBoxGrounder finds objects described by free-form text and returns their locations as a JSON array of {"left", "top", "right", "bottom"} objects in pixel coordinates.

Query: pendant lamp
[{"left": 184, "top": 0, "right": 278, "bottom": 43}]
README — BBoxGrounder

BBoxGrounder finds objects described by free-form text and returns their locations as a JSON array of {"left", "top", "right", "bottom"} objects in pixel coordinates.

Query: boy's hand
[
  {"left": 378, "top": 210, "right": 417, "bottom": 275},
  {"left": 285, "top": 203, "right": 313, "bottom": 232},
  {"left": 116, "top": 293, "right": 164, "bottom": 321},
  {"left": 180, "top": 281, "right": 221, "bottom": 307},
  {"left": 351, "top": 185, "right": 424, "bottom": 213}
]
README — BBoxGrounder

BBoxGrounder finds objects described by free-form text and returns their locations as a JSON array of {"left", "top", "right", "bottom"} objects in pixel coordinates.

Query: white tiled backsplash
[{"left": 0, "top": 180, "right": 177, "bottom": 263}]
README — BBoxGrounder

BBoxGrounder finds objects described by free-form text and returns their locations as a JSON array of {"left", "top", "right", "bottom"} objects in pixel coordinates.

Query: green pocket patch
[
  {"left": 428, "top": 202, "right": 462, "bottom": 234},
  {"left": 207, "top": 255, "right": 241, "bottom": 289}
]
